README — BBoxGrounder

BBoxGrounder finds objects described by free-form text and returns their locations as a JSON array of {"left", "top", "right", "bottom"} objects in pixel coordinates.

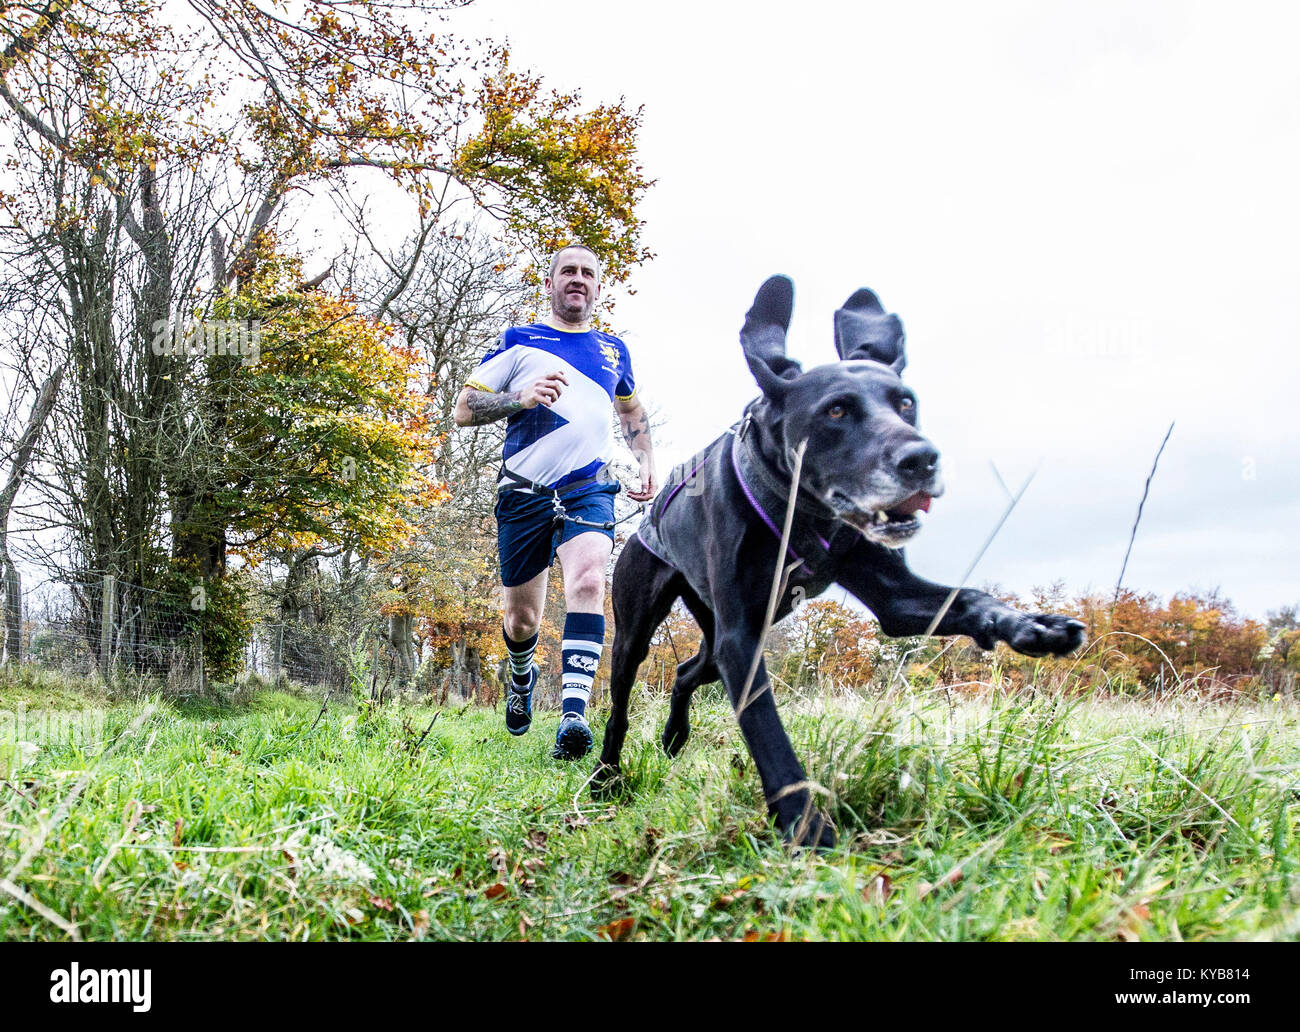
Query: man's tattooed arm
[
  {"left": 619, "top": 406, "right": 652, "bottom": 452},
  {"left": 617, "top": 399, "right": 658, "bottom": 501},
  {"left": 453, "top": 372, "right": 568, "bottom": 428},
  {"left": 460, "top": 388, "right": 524, "bottom": 426}
]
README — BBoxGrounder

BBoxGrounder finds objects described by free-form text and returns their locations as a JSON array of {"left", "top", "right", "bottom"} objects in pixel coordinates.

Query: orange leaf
[{"left": 599, "top": 917, "right": 636, "bottom": 941}]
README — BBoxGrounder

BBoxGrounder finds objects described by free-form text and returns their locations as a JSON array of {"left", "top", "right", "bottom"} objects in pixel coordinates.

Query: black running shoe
[
  {"left": 505, "top": 663, "right": 536, "bottom": 737},
  {"left": 551, "top": 712, "right": 593, "bottom": 760}
]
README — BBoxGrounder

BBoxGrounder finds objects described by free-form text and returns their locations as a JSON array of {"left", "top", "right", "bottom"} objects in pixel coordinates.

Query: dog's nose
[{"left": 896, "top": 441, "right": 940, "bottom": 482}]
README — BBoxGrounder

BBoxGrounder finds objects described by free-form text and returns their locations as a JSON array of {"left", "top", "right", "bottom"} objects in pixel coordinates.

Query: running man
[{"left": 453, "top": 244, "right": 657, "bottom": 759}]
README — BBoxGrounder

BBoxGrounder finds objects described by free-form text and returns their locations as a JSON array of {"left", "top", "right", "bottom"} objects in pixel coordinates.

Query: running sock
[
  {"left": 561, "top": 612, "right": 605, "bottom": 718},
  {"left": 503, "top": 626, "right": 538, "bottom": 689}
]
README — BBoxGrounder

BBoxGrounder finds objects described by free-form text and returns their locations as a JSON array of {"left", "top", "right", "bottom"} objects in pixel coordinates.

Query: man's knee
[
  {"left": 503, "top": 605, "right": 541, "bottom": 641},
  {"left": 566, "top": 564, "right": 607, "bottom": 608}
]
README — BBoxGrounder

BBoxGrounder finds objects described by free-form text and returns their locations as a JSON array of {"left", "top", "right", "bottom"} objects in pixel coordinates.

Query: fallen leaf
[
  {"left": 742, "top": 930, "right": 787, "bottom": 942},
  {"left": 409, "top": 910, "right": 430, "bottom": 941},
  {"left": 172, "top": 819, "right": 184, "bottom": 847},
  {"left": 862, "top": 873, "right": 893, "bottom": 905},
  {"left": 483, "top": 882, "right": 510, "bottom": 901},
  {"left": 609, "top": 870, "right": 635, "bottom": 886},
  {"left": 526, "top": 830, "right": 548, "bottom": 852},
  {"left": 1115, "top": 902, "right": 1152, "bottom": 942},
  {"left": 369, "top": 895, "right": 394, "bottom": 912},
  {"left": 599, "top": 917, "right": 636, "bottom": 941}
]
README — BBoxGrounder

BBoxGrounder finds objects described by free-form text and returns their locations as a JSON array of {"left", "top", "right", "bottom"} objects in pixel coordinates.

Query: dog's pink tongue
[{"left": 891, "top": 492, "right": 932, "bottom": 516}]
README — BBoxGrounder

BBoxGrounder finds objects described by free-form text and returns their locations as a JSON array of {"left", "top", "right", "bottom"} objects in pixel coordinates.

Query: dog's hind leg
[
  {"left": 661, "top": 590, "right": 718, "bottom": 757},
  {"left": 593, "top": 536, "right": 682, "bottom": 796}
]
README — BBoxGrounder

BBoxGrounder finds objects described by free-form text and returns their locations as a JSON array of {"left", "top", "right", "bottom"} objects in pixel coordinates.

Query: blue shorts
[{"left": 496, "top": 482, "right": 618, "bottom": 588}]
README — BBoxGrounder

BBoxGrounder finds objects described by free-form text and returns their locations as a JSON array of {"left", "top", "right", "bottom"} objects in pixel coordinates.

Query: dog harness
[
  {"left": 496, "top": 462, "right": 645, "bottom": 532},
  {"left": 636, "top": 408, "right": 842, "bottom": 575}
]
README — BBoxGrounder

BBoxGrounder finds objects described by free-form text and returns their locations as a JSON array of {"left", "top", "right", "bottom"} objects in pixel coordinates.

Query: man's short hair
[{"left": 549, "top": 244, "right": 602, "bottom": 282}]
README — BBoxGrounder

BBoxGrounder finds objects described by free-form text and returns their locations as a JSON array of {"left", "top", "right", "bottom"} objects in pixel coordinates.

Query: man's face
[{"left": 545, "top": 248, "right": 602, "bottom": 324}]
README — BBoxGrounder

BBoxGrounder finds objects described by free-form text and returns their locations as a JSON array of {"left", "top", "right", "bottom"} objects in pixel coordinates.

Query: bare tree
[{"left": 0, "top": 365, "right": 64, "bottom": 663}]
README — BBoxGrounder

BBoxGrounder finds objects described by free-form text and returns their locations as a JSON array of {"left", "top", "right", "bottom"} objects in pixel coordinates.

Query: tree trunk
[
  {"left": 1, "top": 561, "right": 19, "bottom": 666},
  {"left": 390, "top": 612, "right": 415, "bottom": 683},
  {"left": 0, "top": 366, "right": 65, "bottom": 664}
]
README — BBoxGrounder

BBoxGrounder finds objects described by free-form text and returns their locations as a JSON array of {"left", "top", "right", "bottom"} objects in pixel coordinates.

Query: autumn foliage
[
  {"left": 758, "top": 585, "right": 1283, "bottom": 699},
  {"left": 208, "top": 249, "right": 441, "bottom": 564}
]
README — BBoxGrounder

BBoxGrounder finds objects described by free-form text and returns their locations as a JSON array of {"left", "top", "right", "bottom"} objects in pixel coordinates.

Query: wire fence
[
  {"left": 245, "top": 621, "right": 347, "bottom": 691},
  {"left": 5, "top": 574, "right": 495, "bottom": 703},
  {"left": 12, "top": 576, "right": 202, "bottom": 689}
]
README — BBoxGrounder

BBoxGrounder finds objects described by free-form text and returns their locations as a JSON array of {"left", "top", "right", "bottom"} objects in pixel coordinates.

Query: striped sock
[
  {"left": 503, "top": 626, "right": 538, "bottom": 689},
  {"left": 561, "top": 612, "right": 604, "bottom": 718}
]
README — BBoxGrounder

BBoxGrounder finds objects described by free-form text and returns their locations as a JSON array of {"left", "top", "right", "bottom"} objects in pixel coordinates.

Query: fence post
[
  {"left": 198, "top": 626, "right": 206, "bottom": 695},
  {"left": 370, "top": 636, "right": 380, "bottom": 699},
  {"left": 99, "top": 573, "right": 115, "bottom": 682}
]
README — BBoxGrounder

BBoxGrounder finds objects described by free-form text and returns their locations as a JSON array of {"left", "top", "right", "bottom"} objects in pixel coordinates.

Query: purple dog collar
[{"left": 729, "top": 436, "right": 830, "bottom": 562}]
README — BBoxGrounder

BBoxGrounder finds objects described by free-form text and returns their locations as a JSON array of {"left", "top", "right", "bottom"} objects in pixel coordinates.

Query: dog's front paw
[
  {"left": 783, "top": 810, "right": 836, "bottom": 852},
  {"left": 1004, "top": 613, "right": 1086, "bottom": 657}
]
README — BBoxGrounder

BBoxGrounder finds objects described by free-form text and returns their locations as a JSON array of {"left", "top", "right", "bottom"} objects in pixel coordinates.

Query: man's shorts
[{"left": 496, "top": 482, "right": 618, "bottom": 588}]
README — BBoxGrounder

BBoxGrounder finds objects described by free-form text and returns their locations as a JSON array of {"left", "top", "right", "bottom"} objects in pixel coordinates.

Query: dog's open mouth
[{"left": 836, "top": 491, "right": 932, "bottom": 546}]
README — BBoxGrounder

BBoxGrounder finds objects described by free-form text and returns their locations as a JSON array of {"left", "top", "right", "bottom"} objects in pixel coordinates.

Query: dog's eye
[
  {"left": 827, "top": 404, "right": 845, "bottom": 420},
  {"left": 898, "top": 397, "right": 915, "bottom": 413}
]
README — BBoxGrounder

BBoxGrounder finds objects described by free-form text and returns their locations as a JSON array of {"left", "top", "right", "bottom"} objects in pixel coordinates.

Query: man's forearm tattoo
[
  {"left": 464, "top": 389, "right": 523, "bottom": 425},
  {"left": 621, "top": 410, "right": 652, "bottom": 451}
]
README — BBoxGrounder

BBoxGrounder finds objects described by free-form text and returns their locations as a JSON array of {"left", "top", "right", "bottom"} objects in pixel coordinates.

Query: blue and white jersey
[{"left": 467, "top": 323, "right": 637, "bottom": 491}]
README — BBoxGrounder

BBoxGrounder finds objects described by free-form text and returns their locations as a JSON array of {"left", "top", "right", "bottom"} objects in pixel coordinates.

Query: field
[{"left": 2, "top": 667, "right": 1298, "bottom": 941}]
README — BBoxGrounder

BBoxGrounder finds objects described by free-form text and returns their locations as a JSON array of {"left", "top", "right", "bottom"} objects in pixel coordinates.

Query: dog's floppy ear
[
  {"left": 741, "top": 275, "right": 802, "bottom": 399},
  {"left": 834, "top": 288, "right": 907, "bottom": 374}
]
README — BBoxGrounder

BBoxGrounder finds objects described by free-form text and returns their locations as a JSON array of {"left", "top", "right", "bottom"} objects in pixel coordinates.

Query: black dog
[{"left": 593, "top": 276, "right": 1085, "bottom": 848}]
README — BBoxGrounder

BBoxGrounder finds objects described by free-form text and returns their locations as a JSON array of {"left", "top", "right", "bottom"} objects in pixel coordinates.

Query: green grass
[{"left": 1, "top": 671, "right": 1298, "bottom": 940}]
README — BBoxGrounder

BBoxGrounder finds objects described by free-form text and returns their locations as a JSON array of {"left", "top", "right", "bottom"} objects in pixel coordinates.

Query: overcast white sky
[{"left": 444, "top": 0, "right": 1300, "bottom": 619}]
